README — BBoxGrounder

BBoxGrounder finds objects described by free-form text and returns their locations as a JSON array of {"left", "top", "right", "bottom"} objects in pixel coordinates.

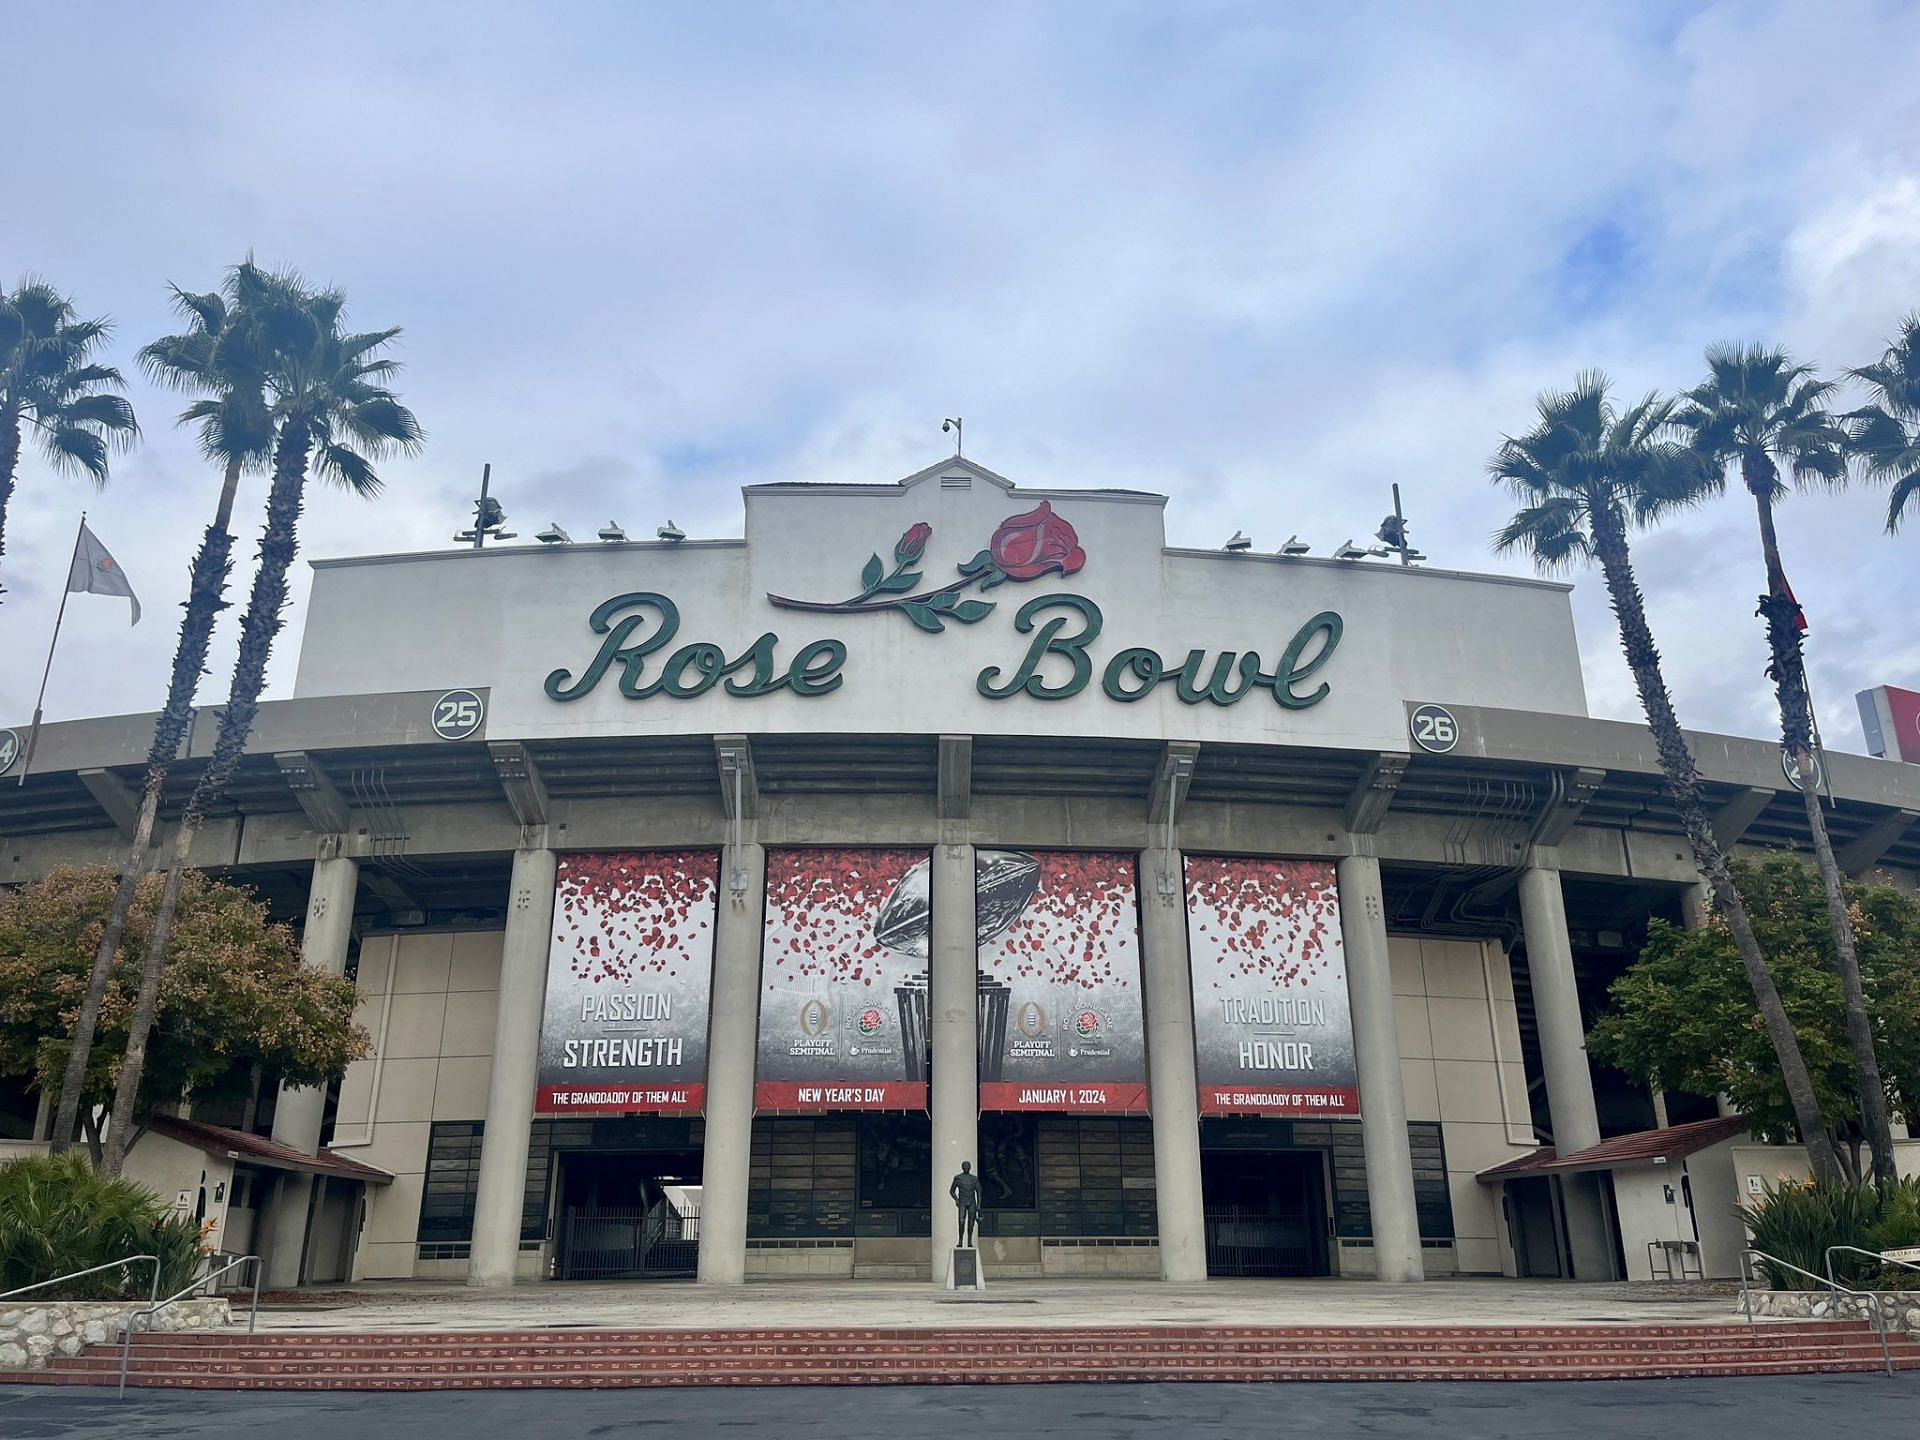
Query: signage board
[
  {"left": 756, "top": 847, "right": 932, "bottom": 1110},
  {"left": 536, "top": 850, "right": 718, "bottom": 1114},
  {"left": 976, "top": 849, "right": 1148, "bottom": 1114},
  {"left": 1858, "top": 685, "right": 1920, "bottom": 764},
  {"left": 1184, "top": 855, "right": 1358, "bottom": 1116}
]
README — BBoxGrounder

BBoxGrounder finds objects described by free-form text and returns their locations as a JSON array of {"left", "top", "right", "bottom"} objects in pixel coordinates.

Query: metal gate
[
  {"left": 558, "top": 1197, "right": 701, "bottom": 1280},
  {"left": 1203, "top": 1205, "right": 1319, "bottom": 1278}
]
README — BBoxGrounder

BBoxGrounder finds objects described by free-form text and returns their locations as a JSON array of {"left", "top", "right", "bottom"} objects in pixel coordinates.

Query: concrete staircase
[{"left": 6, "top": 1321, "right": 1916, "bottom": 1389}]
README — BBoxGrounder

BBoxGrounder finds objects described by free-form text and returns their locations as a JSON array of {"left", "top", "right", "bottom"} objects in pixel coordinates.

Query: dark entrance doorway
[
  {"left": 555, "top": 1149, "right": 703, "bottom": 1280},
  {"left": 1504, "top": 1175, "right": 1566, "bottom": 1277},
  {"left": 1201, "top": 1150, "right": 1330, "bottom": 1277}
]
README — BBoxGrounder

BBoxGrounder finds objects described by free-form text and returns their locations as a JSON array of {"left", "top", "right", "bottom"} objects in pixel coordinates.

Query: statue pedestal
[{"left": 947, "top": 1245, "right": 986, "bottom": 1291}]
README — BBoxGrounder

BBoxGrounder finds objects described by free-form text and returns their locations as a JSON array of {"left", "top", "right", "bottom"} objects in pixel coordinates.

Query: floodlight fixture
[
  {"left": 657, "top": 519, "right": 686, "bottom": 542},
  {"left": 598, "top": 521, "right": 628, "bottom": 543},
  {"left": 536, "top": 523, "right": 572, "bottom": 545},
  {"left": 1278, "top": 535, "right": 1311, "bottom": 556},
  {"left": 1223, "top": 530, "right": 1252, "bottom": 552}
]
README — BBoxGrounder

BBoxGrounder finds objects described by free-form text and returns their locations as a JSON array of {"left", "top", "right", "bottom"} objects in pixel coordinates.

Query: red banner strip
[
  {"left": 1197, "top": 1084, "right": 1360, "bottom": 1116},
  {"left": 536, "top": 1083, "right": 707, "bottom": 1115},
  {"left": 753, "top": 1080, "right": 929, "bottom": 1111},
  {"left": 978, "top": 1081, "right": 1150, "bottom": 1113}
]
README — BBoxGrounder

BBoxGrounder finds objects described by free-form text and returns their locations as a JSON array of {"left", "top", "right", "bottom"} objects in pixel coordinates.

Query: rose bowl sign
[{"left": 541, "top": 501, "right": 1345, "bottom": 712}]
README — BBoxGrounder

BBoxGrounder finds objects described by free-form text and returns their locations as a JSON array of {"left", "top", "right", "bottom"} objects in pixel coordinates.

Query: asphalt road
[{"left": 5, "top": 1376, "right": 1917, "bottom": 1439}]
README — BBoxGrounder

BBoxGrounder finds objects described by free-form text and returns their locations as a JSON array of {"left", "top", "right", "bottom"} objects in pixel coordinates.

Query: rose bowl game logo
[
  {"left": 855, "top": 1006, "right": 885, "bottom": 1037},
  {"left": 1074, "top": 1009, "right": 1102, "bottom": 1039}
]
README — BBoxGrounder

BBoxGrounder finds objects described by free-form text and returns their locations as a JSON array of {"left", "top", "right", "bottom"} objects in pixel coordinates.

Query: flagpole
[{"left": 18, "top": 514, "right": 86, "bottom": 787}]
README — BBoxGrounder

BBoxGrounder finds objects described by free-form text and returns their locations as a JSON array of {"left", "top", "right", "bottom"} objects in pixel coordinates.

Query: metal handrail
[
  {"left": 117, "top": 1254, "right": 261, "bottom": 1399},
  {"left": 0, "top": 1254, "right": 161, "bottom": 1308},
  {"left": 1824, "top": 1243, "right": 1920, "bottom": 1286},
  {"left": 1739, "top": 1247, "right": 1893, "bottom": 1377}
]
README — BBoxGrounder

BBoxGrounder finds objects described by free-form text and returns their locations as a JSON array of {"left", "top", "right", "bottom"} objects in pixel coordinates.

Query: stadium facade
[{"left": 3, "top": 456, "right": 1917, "bottom": 1289}]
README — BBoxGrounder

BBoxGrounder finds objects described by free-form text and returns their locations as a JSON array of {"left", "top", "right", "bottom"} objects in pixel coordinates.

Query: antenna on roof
[
  {"left": 1374, "top": 482, "right": 1425, "bottom": 566},
  {"left": 942, "top": 417, "right": 963, "bottom": 457},
  {"left": 454, "top": 463, "right": 516, "bottom": 548}
]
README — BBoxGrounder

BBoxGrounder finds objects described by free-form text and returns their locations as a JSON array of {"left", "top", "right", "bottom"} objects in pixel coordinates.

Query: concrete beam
[
  {"left": 715, "top": 736, "right": 758, "bottom": 820},
  {"left": 76, "top": 768, "right": 140, "bottom": 840},
  {"left": 488, "top": 741, "right": 550, "bottom": 828},
  {"left": 1711, "top": 787, "right": 1775, "bottom": 850},
  {"left": 1343, "top": 752, "right": 1409, "bottom": 836},
  {"left": 937, "top": 735, "right": 972, "bottom": 821},
  {"left": 274, "top": 752, "right": 352, "bottom": 835},
  {"left": 1147, "top": 742, "right": 1199, "bottom": 826},
  {"left": 359, "top": 868, "right": 422, "bottom": 915},
  {"left": 1839, "top": 808, "right": 1920, "bottom": 877},
  {"left": 1530, "top": 767, "right": 1607, "bottom": 848}
]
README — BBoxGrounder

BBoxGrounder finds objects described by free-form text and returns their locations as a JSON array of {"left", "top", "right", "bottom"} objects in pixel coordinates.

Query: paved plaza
[{"left": 237, "top": 1276, "right": 1751, "bottom": 1335}]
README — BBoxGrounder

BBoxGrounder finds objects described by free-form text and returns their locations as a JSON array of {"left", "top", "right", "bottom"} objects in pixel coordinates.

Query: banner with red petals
[
  {"left": 1185, "top": 856, "right": 1358, "bottom": 1116},
  {"left": 536, "top": 850, "right": 718, "bottom": 1114},
  {"left": 756, "top": 847, "right": 932, "bottom": 1110},
  {"left": 976, "top": 849, "right": 1147, "bottom": 1113}
]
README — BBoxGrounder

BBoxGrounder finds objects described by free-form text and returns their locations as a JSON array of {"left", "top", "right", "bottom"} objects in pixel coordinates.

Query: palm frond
[
  {"left": 314, "top": 440, "right": 381, "bottom": 495},
  {"left": 40, "top": 424, "right": 111, "bottom": 482}
]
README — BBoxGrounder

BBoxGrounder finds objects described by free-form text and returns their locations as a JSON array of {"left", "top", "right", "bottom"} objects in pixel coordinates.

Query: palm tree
[
  {"left": 0, "top": 279, "right": 138, "bottom": 595},
  {"left": 1674, "top": 345, "right": 1895, "bottom": 1182},
  {"left": 1489, "top": 373, "right": 1844, "bottom": 1182},
  {"left": 46, "top": 269, "right": 274, "bottom": 1157},
  {"left": 1846, "top": 313, "right": 1920, "bottom": 533},
  {"left": 102, "top": 273, "right": 421, "bottom": 1173}
]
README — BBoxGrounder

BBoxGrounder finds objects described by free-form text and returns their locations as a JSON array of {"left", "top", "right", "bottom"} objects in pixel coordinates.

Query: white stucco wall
[
  {"left": 120, "top": 1132, "right": 236, "bottom": 1254},
  {"left": 1389, "top": 934, "right": 1540, "bottom": 1274},
  {"left": 328, "top": 928, "right": 505, "bottom": 1279},
  {"left": 291, "top": 466, "right": 1586, "bottom": 754}
]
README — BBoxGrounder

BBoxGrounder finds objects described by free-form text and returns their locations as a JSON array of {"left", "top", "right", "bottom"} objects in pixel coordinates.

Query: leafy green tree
[
  {"left": 103, "top": 272, "right": 419, "bottom": 1172},
  {"left": 0, "top": 279, "right": 138, "bottom": 594},
  {"left": 1846, "top": 311, "right": 1920, "bottom": 532},
  {"left": 1489, "top": 374, "right": 1843, "bottom": 1180},
  {"left": 48, "top": 269, "right": 275, "bottom": 1157},
  {"left": 1675, "top": 345, "right": 1895, "bottom": 1180},
  {"left": 1591, "top": 856, "right": 1920, "bottom": 1179},
  {"left": 0, "top": 865, "right": 368, "bottom": 1165}
]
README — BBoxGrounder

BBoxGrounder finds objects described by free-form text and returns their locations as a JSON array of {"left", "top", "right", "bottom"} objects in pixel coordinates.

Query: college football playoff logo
[
  {"left": 798, "top": 998, "right": 830, "bottom": 1037},
  {"left": 1016, "top": 1001, "right": 1048, "bottom": 1038}
]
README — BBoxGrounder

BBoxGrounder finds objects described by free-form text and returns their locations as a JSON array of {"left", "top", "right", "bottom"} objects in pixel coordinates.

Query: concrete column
[
  {"left": 698, "top": 842, "right": 765, "bottom": 1285},
  {"left": 1138, "top": 849, "right": 1207, "bottom": 1283},
  {"left": 261, "top": 849, "right": 359, "bottom": 1288},
  {"left": 1517, "top": 854, "right": 1611, "bottom": 1279},
  {"left": 467, "top": 841, "right": 557, "bottom": 1288},
  {"left": 929, "top": 842, "right": 976, "bottom": 1285},
  {"left": 1336, "top": 851, "right": 1424, "bottom": 1283}
]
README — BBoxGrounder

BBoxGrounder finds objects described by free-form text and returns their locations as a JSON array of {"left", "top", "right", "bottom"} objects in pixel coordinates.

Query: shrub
[
  {"left": 1738, "top": 1176, "right": 1920, "bottom": 1289},
  {"left": 0, "top": 1152, "right": 205, "bottom": 1300}
]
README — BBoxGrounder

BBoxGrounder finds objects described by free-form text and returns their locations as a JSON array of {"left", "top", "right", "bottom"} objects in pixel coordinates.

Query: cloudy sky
[{"left": 3, "top": 1, "right": 1917, "bottom": 752}]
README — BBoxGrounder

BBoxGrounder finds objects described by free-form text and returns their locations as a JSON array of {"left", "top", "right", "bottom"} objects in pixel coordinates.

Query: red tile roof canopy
[
  {"left": 145, "top": 1116, "right": 393, "bottom": 1184},
  {"left": 1475, "top": 1115, "right": 1750, "bottom": 1181}
]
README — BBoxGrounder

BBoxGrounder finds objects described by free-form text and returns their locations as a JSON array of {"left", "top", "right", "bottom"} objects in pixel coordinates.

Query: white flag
[{"left": 67, "top": 520, "right": 140, "bottom": 625}]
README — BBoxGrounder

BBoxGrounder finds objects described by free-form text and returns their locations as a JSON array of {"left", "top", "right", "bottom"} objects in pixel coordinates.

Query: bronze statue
[{"left": 949, "top": 1160, "right": 982, "bottom": 1247}]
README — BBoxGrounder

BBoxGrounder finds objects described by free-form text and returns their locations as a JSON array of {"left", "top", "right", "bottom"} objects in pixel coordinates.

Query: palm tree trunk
[
  {"left": 1589, "top": 502, "right": 1843, "bottom": 1181},
  {"left": 1747, "top": 480, "right": 1896, "bottom": 1181},
  {"left": 50, "top": 456, "right": 245, "bottom": 1158},
  {"left": 0, "top": 398, "right": 19, "bottom": 597},
  {"left": 102, "top": 433, "right": 310, "bottom": 1174}
]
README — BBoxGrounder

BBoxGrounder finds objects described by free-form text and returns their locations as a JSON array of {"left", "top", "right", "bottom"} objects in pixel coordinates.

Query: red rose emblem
[
  {"left": 989, "top": 502, "right": 1085, "bottom": 581},
  {"left": 895, "top": 522, "right": 932, "bottom": 564}
]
